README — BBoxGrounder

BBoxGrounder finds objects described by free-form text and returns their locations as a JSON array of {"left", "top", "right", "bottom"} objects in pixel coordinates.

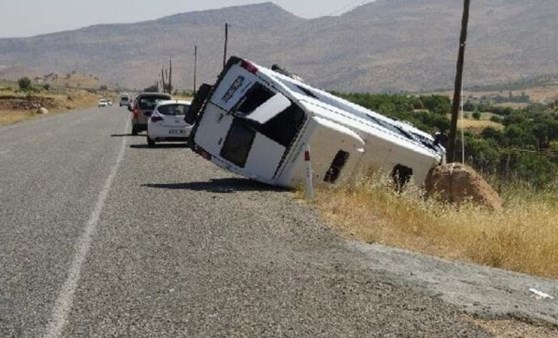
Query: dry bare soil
[{"left": 0, "top": 89, "right": 100, "bottom": 126}]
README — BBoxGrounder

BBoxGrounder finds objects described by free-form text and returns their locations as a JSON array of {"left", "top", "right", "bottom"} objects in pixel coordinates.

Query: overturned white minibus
[{"left": 188, "top": 56, "right": 445, "bottom": 188}]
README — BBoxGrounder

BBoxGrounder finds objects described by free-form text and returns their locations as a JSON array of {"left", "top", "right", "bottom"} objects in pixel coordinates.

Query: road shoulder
[{"left": 350, "top": 241, "right": 558, "bottom": 332}]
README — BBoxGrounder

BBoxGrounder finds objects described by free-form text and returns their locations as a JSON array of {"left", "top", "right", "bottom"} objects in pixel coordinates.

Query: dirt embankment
[
  {"left": 0, "top": 95, "right": 57, "bottom": 110},
  {"left": 0, "top": 90, "right": 100, "bottom": 125},
  {"left": 425, "top": 163, "right": 503, "bottom": 210}
]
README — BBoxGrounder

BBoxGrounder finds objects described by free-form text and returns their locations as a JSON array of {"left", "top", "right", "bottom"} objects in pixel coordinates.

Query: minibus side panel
[
  {"left": 244, "top": 133, "right": 286, "bottom": 180},
  {"left": 279, "top": 117, "right": 365, "bottom": 187},
  {"left": 193, "top": 103, "right": 234, "bottom": 156}
]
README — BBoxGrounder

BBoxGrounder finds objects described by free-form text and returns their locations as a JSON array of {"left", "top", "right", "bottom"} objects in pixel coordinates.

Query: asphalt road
[{"left": 0, "top": 107, "right": 491, "bottom": 337}]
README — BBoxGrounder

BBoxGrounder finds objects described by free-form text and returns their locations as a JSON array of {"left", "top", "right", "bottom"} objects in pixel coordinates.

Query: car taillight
[
  {"left": 133, "top": 106, "right": 139, "bottom": 117},
  {"left": 241, "top": 60, "right": 258, "bottom": 74},
  {"left": 151, "top": 116, "right": 164, "bottom": 123}
]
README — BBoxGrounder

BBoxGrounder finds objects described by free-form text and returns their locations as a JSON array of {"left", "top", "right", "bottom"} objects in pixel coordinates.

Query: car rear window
[
  {"left": 157, "top": 104, "right": 190, "bottom": 116},
  {"left": 139, "top": 95, "right": 171, "bottom": 109}
]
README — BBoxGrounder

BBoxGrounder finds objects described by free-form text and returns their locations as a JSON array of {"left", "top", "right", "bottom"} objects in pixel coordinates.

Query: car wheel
[
  {"left": 147, "top": 137, "right": 155, "bottom": 147},
  {"left": 131, "top": 124, "right": 138, "bottom": 136}
]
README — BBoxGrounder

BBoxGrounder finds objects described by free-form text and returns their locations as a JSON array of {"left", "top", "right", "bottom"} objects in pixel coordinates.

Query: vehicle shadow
[
  {"left": 111, "top": 133, "right": 139, "bottom": 137},
  {"left": 142, "top": 178, "right": 286, "bottom": 193},
  {"left": 129, "top": 143, "right": 189, "bottom": 149}
]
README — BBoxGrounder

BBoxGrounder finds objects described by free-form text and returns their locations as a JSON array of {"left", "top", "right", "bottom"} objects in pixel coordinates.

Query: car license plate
[{"left": 169, "top": 129, "right": 185, "bottom": 135}]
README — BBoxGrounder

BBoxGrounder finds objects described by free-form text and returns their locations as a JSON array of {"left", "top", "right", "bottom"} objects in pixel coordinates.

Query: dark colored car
[{"left": 129, "top": 92, "right": 172, "bottom": 135}]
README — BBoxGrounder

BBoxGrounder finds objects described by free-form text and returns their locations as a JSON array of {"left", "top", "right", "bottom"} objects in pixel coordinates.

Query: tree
[
  {"left": 532, "top": 123, "right": 550, "bottom": 149},
  {"left": 515, "top": 153, "right": 556, "bottom": 188},
  {"left": 463, "top": 101, "right": 475, "bottom": 112},
  {"left": 143, "top": 84, "right": 159, "bottom": 92},
  {"left": 420, "top": 95, "right": 451, "bottom": 115},
  {"left": 18, "top": 77, "right": 32, "bottom": 91},
  {"left": 481, "top": 127, "right": 504, "bottom": 144}
]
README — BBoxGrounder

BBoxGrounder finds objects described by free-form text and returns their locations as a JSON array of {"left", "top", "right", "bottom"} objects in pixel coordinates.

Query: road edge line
[{"left": 44, "top": 118, "right": 130, "bottom": 338}]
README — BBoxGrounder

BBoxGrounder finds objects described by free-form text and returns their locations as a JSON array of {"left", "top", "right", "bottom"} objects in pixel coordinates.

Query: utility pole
[
  {"left": 168, "top": 58, "right": 173, "bottom": 94},
  {"left": 223, "top": 23, "right": 229, "bottom": 69},
  {"left": 193, "top": 45, "right": 198, "bottom": 96},
  {"left": 447, "top": 0, "right": 471, "bottom": 163},
  {"left": 161, "top": 69, "right": 166, "bottom": 93}
]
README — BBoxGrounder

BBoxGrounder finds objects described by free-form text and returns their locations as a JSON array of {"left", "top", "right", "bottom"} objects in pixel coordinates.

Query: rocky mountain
[{"left": 0, "top": 1, "right": 556, "bottom": 93}]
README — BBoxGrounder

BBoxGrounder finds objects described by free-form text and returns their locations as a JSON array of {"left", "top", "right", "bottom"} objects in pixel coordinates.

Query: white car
[
  {"left": 98, "top": 99, "right": 108, "bottom": 107},
  {"left": 147, "top": 100, "right": 193, "bottom": 147},
  {"left": 119, "top": 95, "right": 130, "bottom": 107}
]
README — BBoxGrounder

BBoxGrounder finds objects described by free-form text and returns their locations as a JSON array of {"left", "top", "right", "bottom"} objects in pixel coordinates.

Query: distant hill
[
  {"left": 0, "top": 1, "right": 556, "bottom": 93},
  {"left": 0, "top": 65, "right": 41, "bottom": 81}
]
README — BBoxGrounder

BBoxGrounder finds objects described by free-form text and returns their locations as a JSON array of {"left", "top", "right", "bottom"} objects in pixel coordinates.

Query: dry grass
[
  {"left": 458, "top": 118, "right": 504, "bottom": 133},
  {"left": 313, "top": 174, "right": 558, "bottom": 279},
  {"left": 0, "top": 109, "right": 36, "bottom": 125},
  {"left": 52, "top": 90, "right": 99, "bottom": 110},
  {"left": 0, "top": 89, "right": 99, "bottom": 126},
  {"left": 474, "top": 318, "right": 558, "bottom": 338}
]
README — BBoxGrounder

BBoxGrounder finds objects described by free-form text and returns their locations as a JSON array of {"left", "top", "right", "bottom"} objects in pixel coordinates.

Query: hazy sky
[{"left": 1, "top": 0, "right": 373, "bottom": 38}]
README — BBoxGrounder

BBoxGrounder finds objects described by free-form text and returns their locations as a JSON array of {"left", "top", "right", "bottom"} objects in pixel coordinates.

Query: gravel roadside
[
  {"left": 351, "top": 243, "right": 558, "bottom": 337},
  {"left": 351, "top": 242, "right": 558, "bottom": 327},
  {"left": 61, "top": 137, "right": 491, "bottom": 337}
]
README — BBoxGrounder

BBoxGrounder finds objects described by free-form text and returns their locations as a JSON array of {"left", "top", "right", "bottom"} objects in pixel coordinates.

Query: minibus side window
[
  {"left": 252, "top": 104, "right": 305, "bottom": 147},
  {"left": 234, "top": 83, "right": 274, "bottom": 116},
  {"left": 324, "top": 150, "right": 350, "bottom": 183},
  {"left": 391, "top": 164, "right": 413, "bottom": 191},
  {"left": 233, "top": 81, "right": 306, "bottom": 148},
  {"left": 220, "top": 119, "right": 256, "bottom": 167}
]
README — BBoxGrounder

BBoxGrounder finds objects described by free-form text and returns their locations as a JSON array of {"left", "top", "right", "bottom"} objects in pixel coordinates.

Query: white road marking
[{"left": 44, "top": 118, "right": 130, "bottom": 338}]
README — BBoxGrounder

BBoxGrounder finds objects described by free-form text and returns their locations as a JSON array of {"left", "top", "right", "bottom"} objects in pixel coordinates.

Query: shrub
[
  {"left": 489, "top": 115, "right": 503, "bottom": 124},
  {"left": 18, "top": 77, "right": 32, "bottom": 91},
  {"left": 463, "top": 101, "right": 475, "bottom": 112}
]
